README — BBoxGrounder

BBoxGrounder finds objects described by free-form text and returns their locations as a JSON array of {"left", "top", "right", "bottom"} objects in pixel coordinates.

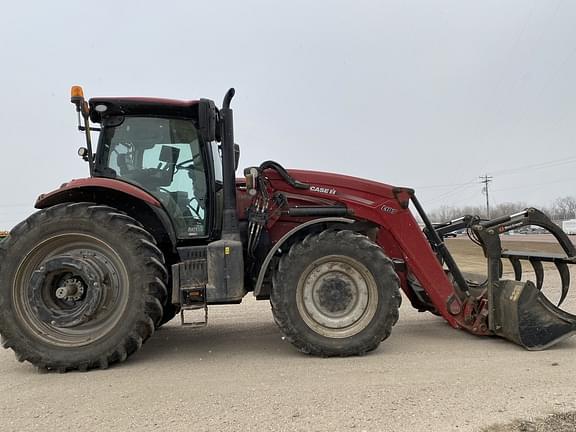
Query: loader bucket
[{"left": 491, "top": 280, "right": 576, "bottom": 350}]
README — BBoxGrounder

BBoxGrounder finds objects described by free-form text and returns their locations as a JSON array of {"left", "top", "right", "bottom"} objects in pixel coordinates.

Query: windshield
[{"left": 97, "top": 116, "right": 208, "bottom": 238}]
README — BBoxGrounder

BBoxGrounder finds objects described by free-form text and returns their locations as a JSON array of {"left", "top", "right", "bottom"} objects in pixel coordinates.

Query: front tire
[
  {"left": 271, "top": 230, "right": 401, "bottom": 356},
  {"left": 0, "top": 203, "right": 167, "bottom": 371}
]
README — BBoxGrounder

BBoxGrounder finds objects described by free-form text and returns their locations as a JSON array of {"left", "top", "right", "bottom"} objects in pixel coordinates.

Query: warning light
[
  {"left": 71, "top": 85, "right": 84, "bottom": 99},
  {"left": 70, "top": 85, "right": 85, "bottom": 108}
]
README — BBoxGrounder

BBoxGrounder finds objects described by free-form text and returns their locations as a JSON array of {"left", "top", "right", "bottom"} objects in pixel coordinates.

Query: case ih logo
[{"left": 310, "top": 186, "right": 337, "bottom": 195}]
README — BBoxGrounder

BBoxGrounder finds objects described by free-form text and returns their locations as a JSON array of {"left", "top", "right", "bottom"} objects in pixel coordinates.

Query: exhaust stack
[
  {"left": 205, "top": 88, "right": 246, "bottom": 302},
  {"left": 219, "top": 88, "right": 240, "bottom": 240}
]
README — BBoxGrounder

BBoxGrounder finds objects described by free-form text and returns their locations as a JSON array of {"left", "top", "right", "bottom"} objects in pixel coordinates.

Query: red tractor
[{"left": 0, "top": 87, "right": 575, "bottom": 372}]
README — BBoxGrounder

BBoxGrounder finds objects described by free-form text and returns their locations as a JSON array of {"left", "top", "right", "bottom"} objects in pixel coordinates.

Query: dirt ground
[{"left": 1, "top": 236, "right": 576, "bottom": 431}]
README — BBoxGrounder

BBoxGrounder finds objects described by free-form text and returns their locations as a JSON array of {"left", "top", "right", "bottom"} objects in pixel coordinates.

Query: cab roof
[{"left": 89, "top": 97, "right": 200, "bottom": 123}]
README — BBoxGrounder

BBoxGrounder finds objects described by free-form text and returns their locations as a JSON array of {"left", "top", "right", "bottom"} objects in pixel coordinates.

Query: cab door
[{"left": 102, "top": 116, "right": 210, "bottom": 239}]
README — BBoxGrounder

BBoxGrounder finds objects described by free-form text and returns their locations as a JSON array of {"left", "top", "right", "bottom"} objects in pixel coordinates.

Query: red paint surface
[
  {"left": 252, "top": 168, "right": 472, "bottom": 330},
  {"left": 35, "top": 177, "right": 161, "bottom": 208}
]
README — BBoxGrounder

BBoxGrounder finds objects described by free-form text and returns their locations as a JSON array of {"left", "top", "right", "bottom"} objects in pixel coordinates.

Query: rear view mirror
[{"left": 198, "top": 99, "right": 218, "bottom": 142}]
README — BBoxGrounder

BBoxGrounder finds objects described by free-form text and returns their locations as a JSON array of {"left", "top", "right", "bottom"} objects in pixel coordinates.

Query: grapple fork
[{"left": 472, "top": 208, "right": 576, "bottom": 350}]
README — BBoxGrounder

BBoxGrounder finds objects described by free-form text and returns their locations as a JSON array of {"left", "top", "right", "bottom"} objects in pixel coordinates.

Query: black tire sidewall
[
  {"left": 0, "top": 204, "right": 165, "bottom": 367},
  {"left": 272, "top": 231, "right": 400, "bottom": 355}
]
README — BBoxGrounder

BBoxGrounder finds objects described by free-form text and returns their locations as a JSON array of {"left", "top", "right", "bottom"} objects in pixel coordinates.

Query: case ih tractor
[{"left": 0, "top": 87, "right": 575, "bottom": 372}]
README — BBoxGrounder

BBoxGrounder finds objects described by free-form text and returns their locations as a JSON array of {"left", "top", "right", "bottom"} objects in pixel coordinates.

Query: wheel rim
[
  {"left": 296, "top": 255, "right": 378, "bottom": 338},
  {"left": 12, "top": 233, "right": 130, "bottom": 347}
]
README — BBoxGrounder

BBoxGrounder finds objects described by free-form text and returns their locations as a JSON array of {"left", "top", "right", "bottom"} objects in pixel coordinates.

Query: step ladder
[
  {"left": 172, "top": 257, "right": 208, "bottom": 327},
  {"left": 180, "top": 288, "right": 207, "bottom": 327}
]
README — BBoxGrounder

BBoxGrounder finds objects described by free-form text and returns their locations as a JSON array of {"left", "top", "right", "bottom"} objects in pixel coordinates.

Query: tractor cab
[
  {"left": 88, "top": 100, "right": 221, "bottom": 239},
  {"left": 91, "top": 105, "right": 222, "bottom": 239}
]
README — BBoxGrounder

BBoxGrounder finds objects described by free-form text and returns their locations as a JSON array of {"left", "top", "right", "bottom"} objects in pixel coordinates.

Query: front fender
[{"left": 253, "top": 217, "right": 354, "bottom": 298}]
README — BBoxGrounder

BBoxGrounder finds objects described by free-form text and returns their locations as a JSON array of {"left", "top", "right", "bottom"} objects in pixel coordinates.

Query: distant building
[{"left": 562, "top": 219, "right": 576, "bottom": 235}]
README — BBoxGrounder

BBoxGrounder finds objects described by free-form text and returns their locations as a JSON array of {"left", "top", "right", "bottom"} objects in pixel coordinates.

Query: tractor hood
[{"left": 269, "top": 168, "right": 412, "bottom": 209}]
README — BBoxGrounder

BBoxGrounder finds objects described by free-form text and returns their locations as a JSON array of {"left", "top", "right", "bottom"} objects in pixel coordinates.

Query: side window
[
  {"left": 103, "top": 117, "right": 208, "bottom": 238},
  {"left": 211, "top": 142, "right": 223, "bottom": 183}
]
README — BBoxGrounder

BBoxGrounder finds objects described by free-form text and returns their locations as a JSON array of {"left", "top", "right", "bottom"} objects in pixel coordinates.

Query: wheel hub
[
  {"left": 297, "top": 256, "right": 378, "bottom": 338},
  {"left": 316, "top": 277, "right": 354, "bottom": 313},
  {"left": 29, "top": 253, "right": 112, "bottom": 328},
  {"left": 55, "top": 278, "right": 85, "bottom": 301}
]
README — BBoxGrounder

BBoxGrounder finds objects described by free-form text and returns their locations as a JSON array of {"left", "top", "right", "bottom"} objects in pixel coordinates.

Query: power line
[
  {"left": 421, "top": 155, "right": 576, "bottom": 202},
  {"left": 492, "top": 176, "right": 576, "bottom": 192},
  {"left": 490, "top": 156, "right": 576, "bottom": 176},
  {"left": 413, "top": 180, "right": 479, "bottom": 190},
  {"left": 427, "top": 178, "right": 479, "bottom": 201}
]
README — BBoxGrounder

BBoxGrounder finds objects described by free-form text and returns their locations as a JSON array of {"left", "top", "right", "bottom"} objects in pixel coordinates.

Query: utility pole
[{"left": 479, "top": 174, "right": 493, "bottom": 218}]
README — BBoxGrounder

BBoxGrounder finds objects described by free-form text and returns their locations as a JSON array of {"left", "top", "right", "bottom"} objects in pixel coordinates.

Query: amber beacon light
[{"left": 70, "top": 85, "right": 84, "bottom": 107}]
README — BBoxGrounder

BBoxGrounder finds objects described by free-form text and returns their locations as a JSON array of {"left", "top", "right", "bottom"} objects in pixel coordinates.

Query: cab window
[{"left": 99, "top": 116, "right": 208, "bottom": 238}]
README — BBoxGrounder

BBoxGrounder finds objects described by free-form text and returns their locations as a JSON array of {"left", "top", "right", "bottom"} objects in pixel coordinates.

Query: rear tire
[
  {"left": 271, "top": 230, "right": 401, "bottom": 356},
  {"left": 0, "top": 203, "right": 167, "bottom": 371},
  {"left": 157, "top": 303, "right": 180, "bottom": 327}
]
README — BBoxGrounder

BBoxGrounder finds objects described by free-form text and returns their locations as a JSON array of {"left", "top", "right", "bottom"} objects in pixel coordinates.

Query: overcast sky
[{"left": 1, "top": 0, "right": 575, "bottom": 228}]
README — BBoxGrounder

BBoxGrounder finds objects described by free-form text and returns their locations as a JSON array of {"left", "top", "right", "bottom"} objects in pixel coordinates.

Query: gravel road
[{"left": 1, "top": 293, "right": 576, "bottom": 432}]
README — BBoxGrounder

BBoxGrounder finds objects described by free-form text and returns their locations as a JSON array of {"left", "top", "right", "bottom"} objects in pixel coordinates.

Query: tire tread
[
  {"left": 271, "top": 229, "right": 401, "bottom": 357},
  {"left": 0, "top": 202, "right": 168, "bottom": 371}
]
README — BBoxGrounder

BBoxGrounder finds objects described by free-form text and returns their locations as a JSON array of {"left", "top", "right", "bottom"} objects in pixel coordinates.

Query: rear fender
[{"left": 35, "top": 178, "right": 177, "bottom": 257}]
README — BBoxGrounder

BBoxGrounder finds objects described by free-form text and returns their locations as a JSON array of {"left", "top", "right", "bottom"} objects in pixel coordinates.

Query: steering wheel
[{"left": 175, "top": 153, "right": 203, "bottom": 173}]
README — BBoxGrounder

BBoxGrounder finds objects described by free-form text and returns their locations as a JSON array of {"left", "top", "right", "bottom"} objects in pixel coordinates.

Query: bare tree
[
  {"left": 549, "top": 196, "right": 576, "bottom": 220},
  {"left": 491, "top": 202, "right": 528, "bottom": 219}
]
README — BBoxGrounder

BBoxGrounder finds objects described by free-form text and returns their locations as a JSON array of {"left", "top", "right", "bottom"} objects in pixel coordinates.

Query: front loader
[{"left": 0, "top": 87, "right": 575, "bottom": 372}]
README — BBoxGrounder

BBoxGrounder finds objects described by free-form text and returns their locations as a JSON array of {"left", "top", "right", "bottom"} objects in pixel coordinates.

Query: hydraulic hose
[{"left": 259, "top": 160, "right": 310, "bottom": 190}]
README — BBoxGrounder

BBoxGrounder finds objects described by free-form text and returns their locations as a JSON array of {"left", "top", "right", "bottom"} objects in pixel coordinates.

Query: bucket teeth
[
  {"left": 509, "top": 257, "right": 522, "bottom": 281},
  {"left": 555, "top": 261, "right": 571, "bottom": 307},
  {"left": 529, "top": 259, "right": 544, "bottom": 290},
  {"left": 507, "top": 256, "right": 571, "bottom": 306}
]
